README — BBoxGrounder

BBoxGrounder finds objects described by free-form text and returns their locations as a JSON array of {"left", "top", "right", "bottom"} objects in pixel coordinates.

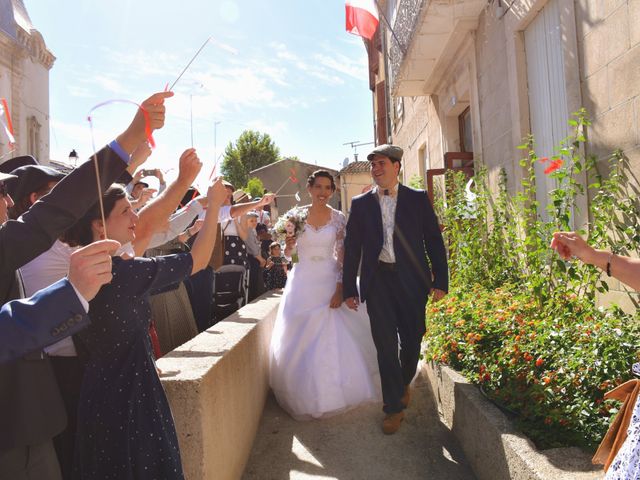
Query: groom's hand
[
  {"left": 431, "top": 289, "right": 446, "bottom": 303},
  {"left": 345, "top": 297, "right": 359, "bottom": 311}
]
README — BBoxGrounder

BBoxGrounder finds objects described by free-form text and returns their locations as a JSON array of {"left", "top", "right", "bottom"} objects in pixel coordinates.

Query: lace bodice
[{"left": 293, "top": 208, "right": 346, "bottom": 283}]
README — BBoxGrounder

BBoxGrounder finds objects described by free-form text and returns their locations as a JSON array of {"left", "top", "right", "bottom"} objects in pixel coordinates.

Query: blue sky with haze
[{"left": 27, "top": 0, "right": 374, "bottom": 189}]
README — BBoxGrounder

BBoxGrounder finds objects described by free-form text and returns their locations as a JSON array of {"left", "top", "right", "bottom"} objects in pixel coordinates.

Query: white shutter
[{"left": 524, "top": 0, "right": 569, "bottom": 219}]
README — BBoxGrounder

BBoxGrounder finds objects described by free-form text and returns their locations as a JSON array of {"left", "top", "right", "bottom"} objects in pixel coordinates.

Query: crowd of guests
[{"left": 0, "top": 91, "right": 289, "bottom": 480}]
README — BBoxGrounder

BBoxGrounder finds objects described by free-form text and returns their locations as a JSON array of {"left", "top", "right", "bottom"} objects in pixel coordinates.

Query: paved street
[{"left": 244, "top": 371, "right": 476, "bottom": 480}]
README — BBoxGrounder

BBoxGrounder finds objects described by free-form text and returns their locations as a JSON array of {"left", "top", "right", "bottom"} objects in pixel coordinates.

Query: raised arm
[
  {"left": 132, "top": 148, "right": 202, "bottom": 255},
  {"left": 189, "top": 178, "right": 228, "bottom": 273},
  {"left": 229, "top": 194, "right": 275, "bottom": 218},
  {"left": 146, "top": 199, "right": 204, "bottom": 249},
  {"left": 551, "top": 232, "right": 640, "bottom": 291},
  {"left": 0, "top": 90, "right": 173, "bottom": 272},
  {"left": 0, "top": 239, "right": 120, "bottom": 364}
]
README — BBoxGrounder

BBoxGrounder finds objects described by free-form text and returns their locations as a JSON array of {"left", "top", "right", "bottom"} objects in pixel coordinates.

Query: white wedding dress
[{"left": 269, "top": 207, "right": 381, "bottom": 420}]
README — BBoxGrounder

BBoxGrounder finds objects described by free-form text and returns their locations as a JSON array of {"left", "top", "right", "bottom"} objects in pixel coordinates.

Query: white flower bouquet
[{"left": 273, "top": 207, "right": 307, "bottom": 263}]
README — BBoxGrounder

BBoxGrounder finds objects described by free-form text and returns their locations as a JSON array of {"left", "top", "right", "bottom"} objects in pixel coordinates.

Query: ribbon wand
[
  {"left": 274, "top": 168, "right": 299, "bottom": 195},
  {"left": 167, "top": 37, "right": 212, "bottom": 92}
]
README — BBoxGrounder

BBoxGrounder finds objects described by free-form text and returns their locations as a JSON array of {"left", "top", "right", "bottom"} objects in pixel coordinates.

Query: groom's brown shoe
[
  {"left": 382, "top": 411, "right": 404, "bottom": 435},
  {"left": 401, "top": 385, "right": 411, "bottom": 408}
]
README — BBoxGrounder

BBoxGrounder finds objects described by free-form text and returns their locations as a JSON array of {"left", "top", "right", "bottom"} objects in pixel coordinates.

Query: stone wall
[
  {"left": 574, "top": 0, "right": 640, "bottom": 309},
  {"left": 158, "top": 292, "right": 281, "bottom": 480}
]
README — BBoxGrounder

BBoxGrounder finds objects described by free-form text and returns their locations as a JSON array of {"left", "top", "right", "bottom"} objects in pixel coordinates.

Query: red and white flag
[{"left": 345, "top": 0, "right": 379, "bottom": 40}]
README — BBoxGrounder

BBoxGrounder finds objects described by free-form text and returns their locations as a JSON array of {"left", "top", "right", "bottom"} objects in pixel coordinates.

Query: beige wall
[
  {"left": 158, "top": 293, "right": 280, "bottom": 480},
  {"left": 340, "top": 171, "right": 372, "bottom": 214},
  {"left": 392, "top": 96, "right": 441, "bottom": 186},
  {"left": 574, "top": 0, "right": 640, "bottom": 309},
  {"left": 386, "top": 0, "right": 639, "bottom": 307},
  {"left": 577, "top": 0, "right": 640, "bottom": 168},
  {"left": 0, "top": 15, "right": 53, "bottom": 165}
]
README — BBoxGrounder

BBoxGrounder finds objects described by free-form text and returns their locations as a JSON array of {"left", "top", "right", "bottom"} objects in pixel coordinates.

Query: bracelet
[{"left": 606, "top": 252, "right": 614, "bottom": 277}]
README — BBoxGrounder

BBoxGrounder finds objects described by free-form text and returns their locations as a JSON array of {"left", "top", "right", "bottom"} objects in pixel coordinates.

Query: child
[{"left": 264, "top": 242, "right": 288, "bottom": 289}]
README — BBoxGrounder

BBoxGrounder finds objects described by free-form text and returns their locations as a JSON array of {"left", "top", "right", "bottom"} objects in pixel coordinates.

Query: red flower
[
  {"left": 543, "top": 158, "right": 564, "bottom": 174},
  {"left": 535, "top": 357, "right": 544, "bottom": 367}
]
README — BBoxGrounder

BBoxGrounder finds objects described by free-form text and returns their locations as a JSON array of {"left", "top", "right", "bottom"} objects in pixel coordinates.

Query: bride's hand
[
  {"left": 329, "top": 290, "right": 342, "bottom": 309},
  {"left": 329, "top": 284, "right": 343, "bottom": 309},
  {"left": 284, "top": 235, "right": 296, "bottom": 257}
]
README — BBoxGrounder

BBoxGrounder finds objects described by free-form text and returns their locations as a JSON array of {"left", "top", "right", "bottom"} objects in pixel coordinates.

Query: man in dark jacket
[
  {"left": 0, "top": 91, "right": 172, "bottom": 480},
  {"left": 343, "top": 144, "right": 448, "bottom": 435}
]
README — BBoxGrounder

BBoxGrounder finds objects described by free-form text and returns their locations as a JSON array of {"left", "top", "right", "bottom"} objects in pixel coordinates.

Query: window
[
  {"left": 458, "top": 107, "right": 473, "bottom": 153},
  {"left": 524, "top": 0, "right": 569, "bottom": 220},
  {"left": 27, "top": 115, "right": 41, "bottom": 160}
]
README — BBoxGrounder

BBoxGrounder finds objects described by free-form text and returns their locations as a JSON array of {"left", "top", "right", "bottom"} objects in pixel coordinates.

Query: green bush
[{"left": 424, "top": 110, "right": 640, "bottom": 450}]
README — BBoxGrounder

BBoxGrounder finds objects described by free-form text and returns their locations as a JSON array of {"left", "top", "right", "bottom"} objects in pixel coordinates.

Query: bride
[{"left": 269, "top": 170, "right": 381, "bottom": 420}]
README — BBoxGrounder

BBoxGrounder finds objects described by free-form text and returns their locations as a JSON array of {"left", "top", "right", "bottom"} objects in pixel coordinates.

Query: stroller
[{"left": 212, "top": 265, "right": 249, "bottom": 323}]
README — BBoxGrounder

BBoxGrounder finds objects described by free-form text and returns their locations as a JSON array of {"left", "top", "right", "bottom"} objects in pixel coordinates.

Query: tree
[
  {"left": 221, "top": 130, "right": 280, "bottom": 188},
  {"left": 244, "top": 177, "right": 265, "bottom": 199}
]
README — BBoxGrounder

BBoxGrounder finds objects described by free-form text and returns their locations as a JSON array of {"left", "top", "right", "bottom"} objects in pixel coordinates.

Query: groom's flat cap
[{"left": 367, "top": 144, "right": 403, "bottom": 163}]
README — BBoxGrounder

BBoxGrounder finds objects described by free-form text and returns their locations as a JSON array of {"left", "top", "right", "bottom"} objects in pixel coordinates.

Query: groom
[{"left": 343, "top": 144, "right": 448, "bottom": 434}]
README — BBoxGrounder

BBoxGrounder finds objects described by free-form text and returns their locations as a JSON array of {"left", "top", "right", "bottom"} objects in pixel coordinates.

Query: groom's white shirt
[{"left": 374, "top": 184, "right": 398, "bottom": 263}]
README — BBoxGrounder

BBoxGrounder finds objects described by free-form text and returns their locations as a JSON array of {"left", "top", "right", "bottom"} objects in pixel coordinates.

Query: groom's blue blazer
[{"left": 342, "top": 184, "right": 448, "bottom": 303}]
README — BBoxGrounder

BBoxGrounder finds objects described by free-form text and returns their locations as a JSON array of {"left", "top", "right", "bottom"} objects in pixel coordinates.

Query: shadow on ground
[{"left": 243, "top": 372, "right": 476, "bottom": 480}]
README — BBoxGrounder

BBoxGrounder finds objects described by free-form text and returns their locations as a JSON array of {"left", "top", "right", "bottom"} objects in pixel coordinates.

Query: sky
[{"left": 26, "top": 0, "right": 374, "bottom": 189}]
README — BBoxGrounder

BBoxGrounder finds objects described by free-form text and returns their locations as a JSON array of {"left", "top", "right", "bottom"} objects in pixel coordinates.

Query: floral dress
[
  {"left": 264, "top": 255, "right": 287, "bottom": 289},
  {"left": 222, "top": 219, "right": 247, "bottom": 268},
  {"left": 606, "top": 395, "right": 640, "bottom": 479}
]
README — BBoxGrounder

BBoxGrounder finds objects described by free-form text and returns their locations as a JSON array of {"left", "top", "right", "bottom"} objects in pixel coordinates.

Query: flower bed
[
  {"left": 424, "top": 110, "right": 640, "bottom": 451},
  {"left": 424, "top": 284, "right": 639, "bottom": 450}
]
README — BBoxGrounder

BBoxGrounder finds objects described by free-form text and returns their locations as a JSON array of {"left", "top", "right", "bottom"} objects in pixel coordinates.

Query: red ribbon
[
  {"left": 0, "top": 98, "right": 15, "bottom": 146},
  {"left": 87, "top": 99, "right": 155, "bottom": 149}
]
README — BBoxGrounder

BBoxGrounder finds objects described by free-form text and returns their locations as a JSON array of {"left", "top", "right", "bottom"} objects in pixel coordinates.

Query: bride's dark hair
[{"left": 307, "top": 170, "right": 336, "bottom": 191}]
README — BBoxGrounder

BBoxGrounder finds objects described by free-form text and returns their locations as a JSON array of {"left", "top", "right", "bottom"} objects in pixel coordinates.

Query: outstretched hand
[
  {"left": 68, "top": 239, "right": 121, "bottom": 302},
  {"left": 207, "top": 177, "right": 228, "bottom": 206},
  {"left": 550, "top": 231, "right": 591, "bottom": 261},
  {"left": 119, "top": 91, "right": 174, "bottom": 153},
  {"left": 177, "top": 148, "right": 203, "bottom": 186},
  {"left": 138, "top": 91, "right": 173, "bottom": 132},
  {"left": 257, "top": 193, "right": 276, "bottom": 207}
]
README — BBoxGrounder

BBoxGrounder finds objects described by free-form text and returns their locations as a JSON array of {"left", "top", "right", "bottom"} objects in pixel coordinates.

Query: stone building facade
[
  {"left": 0, "top": 0, "right": 54, "bottom": 166},
  {"left": 366, "top": 0, "right": 639, "bottom": 307}
]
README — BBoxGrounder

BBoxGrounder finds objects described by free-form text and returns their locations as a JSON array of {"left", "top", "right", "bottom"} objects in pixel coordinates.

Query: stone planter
[{"left": 422, "top": 361, "right": 604, "bottom": 480}]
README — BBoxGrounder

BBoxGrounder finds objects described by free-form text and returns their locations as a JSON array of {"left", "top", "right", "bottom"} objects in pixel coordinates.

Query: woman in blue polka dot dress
[{"left": 63, "top": 171, "right": 226, "bottom": 480}]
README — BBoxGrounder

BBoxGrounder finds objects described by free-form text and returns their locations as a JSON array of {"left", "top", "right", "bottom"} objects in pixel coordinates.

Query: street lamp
[{"left": 68, "top": 149, "right": 79, "bottom": 166}]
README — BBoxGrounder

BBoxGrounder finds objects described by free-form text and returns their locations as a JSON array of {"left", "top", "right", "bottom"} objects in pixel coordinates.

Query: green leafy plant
[{"left": 424, "top": 110, "right": 640, "bottom": 450}]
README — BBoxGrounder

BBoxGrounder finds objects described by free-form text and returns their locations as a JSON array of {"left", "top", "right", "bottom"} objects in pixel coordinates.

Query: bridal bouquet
[{"left": 273, "top": 207, "right": 307, "bottom": 263}]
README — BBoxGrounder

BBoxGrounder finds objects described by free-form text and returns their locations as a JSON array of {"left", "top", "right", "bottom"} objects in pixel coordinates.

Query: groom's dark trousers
[{"left": 343, "top": 185, "right": 448, "bottom": 414}]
